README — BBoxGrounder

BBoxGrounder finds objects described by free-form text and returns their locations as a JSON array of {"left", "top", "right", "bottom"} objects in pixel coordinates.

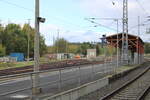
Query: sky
[{"left": 0, "top": 0, "right": 150, "bottom": 45}]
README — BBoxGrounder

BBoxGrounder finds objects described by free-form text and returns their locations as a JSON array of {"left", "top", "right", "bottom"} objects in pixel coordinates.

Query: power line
[
  {"left": 128, "top": 20, "right": 148, "bottom": 31},
  {"left": 135, "top": 0, "right": 149, "bottom": 15},
  {"left": 85, "top": 18, "right": 118, "bottom": 31},
  {"left": 0, "top": 0, "right": 92, "bottom": 31},
  {"left": 0, "top": 0, "right": 116, "bottom": 32},
  {"left": 0, "top": 0, "right": 33, "bottom": 12},
  {"left": 0, "top": 0, "right": 122, "bottom": 33}
]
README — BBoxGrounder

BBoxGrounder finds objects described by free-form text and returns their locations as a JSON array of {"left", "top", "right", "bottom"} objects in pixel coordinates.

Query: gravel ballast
[{"left": 78, "top": 62, "right": 150, "bottom": 100}]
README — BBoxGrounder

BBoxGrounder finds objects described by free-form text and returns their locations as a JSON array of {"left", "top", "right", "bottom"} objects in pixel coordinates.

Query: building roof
[
  {"left": 105, "top": 33, "right": 144, "bottom": 53},
  {"left": 106, "top": 33, "right": 144, "bottom": 44}
]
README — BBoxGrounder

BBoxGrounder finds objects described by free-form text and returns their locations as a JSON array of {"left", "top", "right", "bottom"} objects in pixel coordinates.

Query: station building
[{"left": 106, "top": 33, "right": 144, "bottom": 64}]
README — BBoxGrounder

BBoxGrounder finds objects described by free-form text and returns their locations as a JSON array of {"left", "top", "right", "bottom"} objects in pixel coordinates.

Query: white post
[{"left": 117, "top": 19, "right": 119, "bottom": 69}]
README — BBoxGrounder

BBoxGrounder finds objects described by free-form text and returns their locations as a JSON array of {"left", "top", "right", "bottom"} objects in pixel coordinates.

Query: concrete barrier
[{"left": 43, "top": 78, "right": 108, "bottom": 100}]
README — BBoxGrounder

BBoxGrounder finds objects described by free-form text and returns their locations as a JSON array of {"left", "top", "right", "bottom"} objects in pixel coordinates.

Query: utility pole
[
  {"left": 147, "top": 16, "right": 150, "bottom": 34},
  {"left": 66, "top": 40, "right": 67, "bottom": 53},
  {"left": 122, "top": 0, "right": 128, "bottom": 64},
  {"left": 57, "top": 29, "right": 59, "bottom": 54},
  {"left": 0, "top": 20, "right": 1, "bottom": 26},
  {"left": 27, "top": 19, "right": 31, "bottom": 62},
  {"left": 53, "top": 35, "right": 55, "bottom": 53},
  {"left": 115, "top": 19, "right": 119, "bottom": 68},
  {"left": 0, "top": 20, "right": 2, "bottom": 44},
  {"left": 86, "top": 17, "right": 121, "bottom": 68},
  {"left": 33, "top": 0, "right": 40, "bottom": 96},
  {"left": 137, "top": 16, "right": 140, "bottom": 64}
]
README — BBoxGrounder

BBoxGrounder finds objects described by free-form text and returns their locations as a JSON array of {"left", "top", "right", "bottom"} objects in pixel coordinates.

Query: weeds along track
[
  {"left": 100, "top": 65, "right": 150, "bottom": 100},
  {"left": 0, "top": 59, "right": 103, "bottom": 76}
]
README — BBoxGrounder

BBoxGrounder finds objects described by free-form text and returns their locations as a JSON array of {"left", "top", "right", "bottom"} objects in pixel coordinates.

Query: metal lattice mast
[{"left": 122, "top": 0, "right": 128, "bottom": 63}]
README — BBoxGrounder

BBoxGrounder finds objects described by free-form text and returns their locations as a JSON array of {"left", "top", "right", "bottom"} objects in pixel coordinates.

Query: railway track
[
  {"left": 0, "top": 59, "right": 104, "bottom": 76},
  {"left": 100, "top": 65, "right": 150, "bottom": 100},
  {"left": 144, "top": 86, "right": 150, "bottom": 100}
]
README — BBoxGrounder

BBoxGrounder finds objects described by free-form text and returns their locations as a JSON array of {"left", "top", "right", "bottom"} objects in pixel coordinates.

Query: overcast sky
[{"left": 0, "top": 0, "right": 150, "bottom": 45}]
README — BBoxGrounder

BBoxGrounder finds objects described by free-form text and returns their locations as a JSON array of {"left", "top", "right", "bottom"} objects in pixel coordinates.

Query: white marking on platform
[{"left": 11, "top": 94, "right": 29, "bottom": 99}]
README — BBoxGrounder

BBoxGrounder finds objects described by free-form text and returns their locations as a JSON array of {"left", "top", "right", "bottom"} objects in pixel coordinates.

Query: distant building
[
  {"left": 10, "top": 53, "right": 24, "bottom": 62},
  {"left": 0, "top": 57, "right": 17, "bottom": 62},
  {"left": 87, "top": 49, "right": 96, "bottom": 58},
  {"left": 56, "top": 53, "right": 74, "bottom": 60},
  {"left": 45, "top": 53, "right": 74, "bottom": 60}
]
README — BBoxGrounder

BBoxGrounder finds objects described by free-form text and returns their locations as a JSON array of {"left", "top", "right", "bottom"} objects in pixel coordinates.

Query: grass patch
[
  {"left": 116, "top": 64, "right": 138, "bottom": 73},
  {"left": 0, "top": 57, "right": 68, "bottom": 70},
  {"left": 0, "top": 61, "right": 34, "bottom": 70}
]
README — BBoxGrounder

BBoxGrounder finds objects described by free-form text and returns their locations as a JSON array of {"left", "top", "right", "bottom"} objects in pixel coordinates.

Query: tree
[
  {"left": 0, "top": 23, "right": 47, "bottom": 57},
  {"left": 2, "top": 24, "right": 22, "bottom": 54},
  {"left": 96, "top": 44, "right": 101, "bottom": 56},
  {"left": 144, "top": 42, "right": 150, "bottom": 54},
  {"left": 39, "top": 35, "right": 47, "bottom": 55},
  {"left": 53, "top": 38, "right": 68, "bottom": 53},
  {"left": 0, "top": 44, "right": 5, "bottom": 57},
  {"left": 22, "top": 24, "right": 35, "bottom": 57},
  {"left": 0, "top": 24, "right": 4, "bottom": 43},
  {"left": 79, "top": 42, "right": 96, "bottom": 56},
  {"left": 68, "top": 44, "right": 79, "bottom": 54}
]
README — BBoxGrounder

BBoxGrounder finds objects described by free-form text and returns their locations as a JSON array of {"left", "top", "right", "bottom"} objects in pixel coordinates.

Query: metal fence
[{"left": 0, "top": 58, "right": 122, "bottom": 100}]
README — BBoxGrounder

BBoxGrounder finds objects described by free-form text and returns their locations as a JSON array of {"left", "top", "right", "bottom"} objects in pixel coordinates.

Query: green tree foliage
[
  {"left": 80, "top": 42, "right": 89, "bottom": 55},
  {"left": 0, "top": 44, "right": 6, "bottom": 57},
  {"left": 2, "top": 24, "right": 22, "bottom": 54},
  {"left": 48, "top": 39, "right": 106, "bottom": 56},
  {"left": 68, "top": 44, "right": 80, "bottom": 54},
  {"left": 79, "top": 42, "right": 96, "bottom": 55},
  {"left": 0, "top": 23, "right": 47, "bottom": 57},
  {"left": 53, "top": 38, "right": 68, "bottom": 53},
  {"left": 22, "top": 24, "right": 35, "bottom": 57},
  {"left": 96, "top": 44, "right": 101, "bottom": 56},
  {"left": 0, "top": 24, "right": 3, "bottom": 43},
  {"left": 144, "top": 42, "right": 150, "bottom": 54},
  {"left": 40, "top": 36, "right": 47, "bottom": 55}
]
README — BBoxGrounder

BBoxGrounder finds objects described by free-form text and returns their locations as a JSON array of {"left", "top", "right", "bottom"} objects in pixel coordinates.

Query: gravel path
[{"left": 78, "top": 62, "right": 150, "bottom": 100}]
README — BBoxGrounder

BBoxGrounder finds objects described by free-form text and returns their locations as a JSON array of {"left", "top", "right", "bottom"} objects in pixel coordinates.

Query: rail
[
  {"left": 99, "top": 65, "right": 150, "bottom": 100},
  {"left": 0, "top": 58, "right": 121, "bottom": 99},
  {"left": 137, "top": 83, "right": 150, "bottom": 100}
]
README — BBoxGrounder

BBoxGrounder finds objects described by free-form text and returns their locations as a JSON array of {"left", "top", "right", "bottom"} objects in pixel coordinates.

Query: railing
[{"left": 0, "top": 58, "right": 121, "bottom": 100}]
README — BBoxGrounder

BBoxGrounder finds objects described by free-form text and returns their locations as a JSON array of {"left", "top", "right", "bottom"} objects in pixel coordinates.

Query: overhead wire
[
  {"left": 135, "top": 0, "right": 149, "bottom": 15},
  {"left": 0, "top": 0, "right": 33, "bottom": 12},
  {"left": 0, "top": 0, "right": 92, "bottom": 32},
  {"left": 85, "top": 18, "right": 117, "bottom": 32},
  {"left": 0, "top": 0, "right": 123, "bottom": 33},
  {"left": 2, "top": 0, "right": 99, "bottom": 32}
]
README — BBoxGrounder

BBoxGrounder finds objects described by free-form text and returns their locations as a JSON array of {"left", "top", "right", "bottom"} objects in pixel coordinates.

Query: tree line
[
  {"left": 48, "top": 38, "right": 150, "bottom": 56},
  {"left": 47, "top": 38, "right": 116, "bottom": 56},
  {"left": 1, "top": 23, "right": 149, "bottom": 58},
  {"left": 144, "top": 42, "right": 150, "bottom": 54},
  {"left": 0, "top": 23, "right": 47, "bottom": 57}
]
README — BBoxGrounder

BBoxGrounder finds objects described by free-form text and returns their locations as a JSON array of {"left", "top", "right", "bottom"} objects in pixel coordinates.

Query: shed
[{"left": 10, "top": 53, "right": 24, "bottom": 62}]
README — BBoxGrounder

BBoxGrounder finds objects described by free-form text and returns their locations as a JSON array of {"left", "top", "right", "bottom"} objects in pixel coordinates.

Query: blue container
[{"left": 10, "top": 53, "right": 24, "bottom": 61}]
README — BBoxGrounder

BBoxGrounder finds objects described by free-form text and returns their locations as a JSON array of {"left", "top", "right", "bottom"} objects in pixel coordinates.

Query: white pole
[
  {"left": 117, "top": 19, "right": 119, "bottom": 69},
  {"left": 137, "top": 16, "right": 140, "bottom": 64},
  {"left": 27, "top": 19, "right": 31, "bottom": 62}
]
